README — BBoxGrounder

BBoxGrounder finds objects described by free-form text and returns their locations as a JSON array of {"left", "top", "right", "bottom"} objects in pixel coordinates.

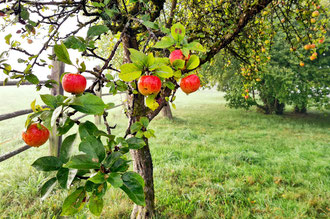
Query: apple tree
[
  {"left": 198, "top": 1, "right": 329, "bottom": 114},
  {"left": 0, "top": 0, "right": 328, "bottom": 218}
]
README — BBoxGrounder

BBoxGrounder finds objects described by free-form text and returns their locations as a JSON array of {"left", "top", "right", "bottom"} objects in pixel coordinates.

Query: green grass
[{"left": 0, "top": 86, "right": 329, "bottom": 218}]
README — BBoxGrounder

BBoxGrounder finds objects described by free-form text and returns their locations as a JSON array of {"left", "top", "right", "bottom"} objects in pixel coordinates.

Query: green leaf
[
  {"left": 88, "top": 171, "right": 106, "bottom": 184},
  {"left": 5, "top": 34, "right": 12, "bottom": 45},
  {"left": 143, "top": 129, "right": 155, "bottom": 138},
  {"left": 26, "top": 74, "right": 39, "bottom": 84},
  {"left": 172, "top": 59, "right": 185, "bottom": 70},
  {"left": 20, "top": 8, "right": 30, "bottom": 20},
  {"left": 89, "top": 194, "right": 104, "bottom": 216},
  {"left": 105, "top": 8, "right": 118, "bottom": 18},
  {"left": 126, "top": 137, "right": 146, "bottom": 149},
  {"left": 61, "top": 187, "right": 86, "bottom": 216},
  {"left": 79, "top": 136, "right": 105, "bottom": 163},
  {"left": 56, "top": 168, "right": 77, "bottom": 189},
  {"left": 32, "top": 156, "right": 63, "bottom": 172},
  {"left": 146, "top": 95, "right": 159, "bottom": 111},
  {"left": 184, "top": 41, "right": 206, "bottom": 52},
  {"left": 142, "top": 21, "right": 159, "bottom": 30},
  {"left": 186, "top": 55, "right": 200, "bottom": 70},
  {"left": 110, "top": 158, "right": 129, "bottom": 172},
  {"left": 119, "top": 63, "right": 142, "bottom": 82},
  {"left": 130, "top": 121, "right": 143, "bottom": 133},
  {"left": 146, "top": 53, "right": 155, "bottom": 67},
  {"left": 154, "top": 65, "right": 173, "bottom": 78},
  {"left": 140, "top": 117, "right": 149, "bottom": 128},
  {"left": 64, "top": 154, "right": 101, "bottom": 170},
  {"left": 57, "top": 168, "right": 77, "bottom": 189},
  {"left": 57, "top": 118, "right": 75, "bottom": 135},
  {"left": 64, "top": 36, "right": 87, "bottom": 52},
  {"left": 120, "top": 172, "right": 145, "bottom": 206},
  {"left": 153, "top": 36, "right": 175, "bottom": 49},
  {"left": 165, "top": 81, "right": 175, "bottom": 90},
  {"left": 40, "top": 94, "right": 57, "bottom": 108},
  {"left": 129, "top": 49, "right": 148, "bottom": 68},
  {"left": 54, "top": 43, "right": 72, "bottom": 65},
  {"left": 107, "top": 172, "right": 123, "bottom": 188},
  {"left": 71, "top": 93, "right": 107, "bottom": 115},
  {"left": 87, "top": 25, "right": 109, "bottom": 38},
  {"left": 171, "top": 23, "right": 185, "bottom": 43},
  {"left": 60, "top": 134, "right": 77, "bottom": 163},
  {"left": 103, "top": 151, "right": 122, "bottom": 169},
  {"left": 40, "top": 177, "right": 57, "bottom": 200},
  {"left": 173, "top": 70, "right": 182, "bottom": 79},
  {"left": 79, "top": 121, "right": 99, "bottom": 140}
]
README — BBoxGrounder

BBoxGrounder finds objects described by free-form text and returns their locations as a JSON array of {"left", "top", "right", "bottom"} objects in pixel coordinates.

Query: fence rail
[{"left": 0, "top": 80, "right": 49, "bottom": 86}]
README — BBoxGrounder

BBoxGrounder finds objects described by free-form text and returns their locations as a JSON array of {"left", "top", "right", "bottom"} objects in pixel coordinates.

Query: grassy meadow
[{"left": 0, "top": 86, "right": 329, "bottom": 218}]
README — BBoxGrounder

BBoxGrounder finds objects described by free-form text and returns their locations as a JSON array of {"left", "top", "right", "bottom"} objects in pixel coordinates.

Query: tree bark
[
  {"left": 130, "top": 139, "right": 155, "bottom": 219},
  {"left": 122, "top": 31, "right": 155, "bottom": 219},
  {"left": 161, "top": 102, "right": 173, "bottom": 119}
]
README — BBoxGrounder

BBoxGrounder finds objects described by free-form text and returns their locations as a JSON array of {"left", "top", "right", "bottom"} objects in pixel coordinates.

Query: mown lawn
[{"left": 0, "top": 86, "right": 329, "bottom": 218}]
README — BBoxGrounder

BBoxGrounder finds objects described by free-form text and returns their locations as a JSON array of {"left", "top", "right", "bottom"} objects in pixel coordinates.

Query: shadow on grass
[{"left": 280, "top": 111, "right": 330, "bottom": 128}]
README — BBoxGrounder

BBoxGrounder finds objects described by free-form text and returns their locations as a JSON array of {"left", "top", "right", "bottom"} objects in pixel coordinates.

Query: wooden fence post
[
  {"left": 94, "top": 81, "right": 102, "bottom": 125},
  {"left": 49, "top": 49, "right": 64, "bottom": 157}
]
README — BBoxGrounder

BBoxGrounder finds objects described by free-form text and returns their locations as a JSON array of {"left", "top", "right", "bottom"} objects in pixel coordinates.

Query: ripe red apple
[
  {"left": 244, "top": 95, "right": 249, "bottom": 100},
  {"left": 180, "top": 74, "right": 200, "bottom": 94},
  {"left": 138, "top": 75, "right": 161, "bottom": 96},
  {"left": 310, "top": 55, "right": 317, "bottom": 61},
  {"left": 300, "top": 61, "right": 305, "bottom": 67},
  {"left": 310, "top": 44, "right": 316, "bottom": 49},
  {"left": 62, "top": 73, "right": 87, "bottom": 94},
  {"left": 319, "top": 38, "right": 324, "bottom": 44},
  {"left": 169, "top": 50, "right": 190, "bottom": 64},
  {"left": 22, "top": 123, "right": 50, "bottom": 147}
]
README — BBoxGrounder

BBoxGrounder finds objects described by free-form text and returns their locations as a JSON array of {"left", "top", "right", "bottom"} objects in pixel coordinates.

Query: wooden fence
[{"left": 0, "top": 59, "right": 123, "bottom": 162}]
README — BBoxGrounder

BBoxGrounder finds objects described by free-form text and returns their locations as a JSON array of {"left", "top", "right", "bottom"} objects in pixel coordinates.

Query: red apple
[
  {"left": 310, "top": 44, "right": 316, "bottom": 49},
  {"left": 319, "top": 38, "right": 324, "bottom": 44},
  {"left": 180, "top": 74, "right": 200, "bottom": 94},
  {"left": 169, "top": 50, "right": 190, "bottom": 64},
  {"left": 22, "top": 123, "right": 50, "bottom": 147},
  {"left": 300, "top": 61, "right": 305, "bottom": 67},
  {"left": 62, "top": 73, "right": 87, "bottom": 94},
  {"left": 138, "top": 75, "right": 161, "bottom": 96}
]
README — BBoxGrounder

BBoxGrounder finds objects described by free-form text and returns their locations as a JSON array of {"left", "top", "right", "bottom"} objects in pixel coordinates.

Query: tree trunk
[
  {"left": 274, "top": 99, "right": 285, "bottom": 115},
  {"left": 161, "top": 102, "right": 173, "bottom": 119},
  {"left": 122, "top": 32, "right": 155, "bottom": 218},
  {"left": 294, "top": 105, "right": 307, "bottom": 114},
  {"left": 130, "top": 139, "right": 155, "bottom": 219}
]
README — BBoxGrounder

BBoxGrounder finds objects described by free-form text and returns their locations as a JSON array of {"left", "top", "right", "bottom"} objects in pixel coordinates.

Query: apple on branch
[
  {"left": 138, "top": 75, "right": 162, "bottom": 96},
  {"left": 22, "top": 123, "right": 50, "bottom": 147},
  {"left": 62, "top": 73, "right": 87, "bottom": 94}
]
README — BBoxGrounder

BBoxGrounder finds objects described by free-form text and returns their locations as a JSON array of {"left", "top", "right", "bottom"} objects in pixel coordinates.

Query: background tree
[
  {"left": 200, "top": 1, "right": 329, "bottom": 114},
  {"left": 0, "top": 0, "right": 328, "bottom": 218}
]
